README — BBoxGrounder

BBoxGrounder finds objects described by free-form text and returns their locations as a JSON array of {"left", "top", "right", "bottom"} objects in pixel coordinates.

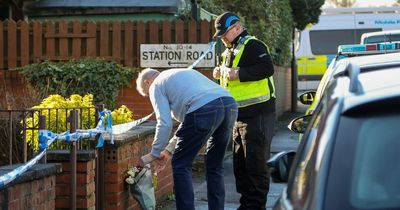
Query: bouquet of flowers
[
  {"left": 125, "top": 165, "right": 156, "bottom": 210},
  {"left": 125, "top": 166, "right": 142, "bottom": 185}
]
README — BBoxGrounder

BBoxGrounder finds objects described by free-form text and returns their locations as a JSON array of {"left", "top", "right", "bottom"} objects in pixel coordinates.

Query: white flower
[
  {"left": 125, "top": 166, "right": 143, "bottom": 185},
  {"left": 125, "top": 176, "right": 135, "bottom": 184},
  {"left": 127, "top": 169, "right": 136, "bottom": 177}
]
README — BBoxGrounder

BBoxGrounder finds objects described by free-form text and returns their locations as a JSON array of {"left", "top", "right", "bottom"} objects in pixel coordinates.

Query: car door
[
  {"left": 276, "top": 92, "right": 344, "bottom": 210},
  {"left": 274, "top": 104, "right": 325, "bottom": 210}
]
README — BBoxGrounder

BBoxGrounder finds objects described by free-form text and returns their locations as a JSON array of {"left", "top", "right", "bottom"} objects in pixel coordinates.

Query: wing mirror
[
  {"left": 298, "top": 91, "right": 316, "bottom": 105},
  {"left": 288, "top": 114, "right": 313, "bottom": 134},
  {"left": 267, "top": 151, "right": 296, "bottom": 183}
]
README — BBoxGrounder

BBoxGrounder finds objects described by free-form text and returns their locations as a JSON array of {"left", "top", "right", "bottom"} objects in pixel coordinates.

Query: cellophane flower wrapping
[{"left": 125, "top": 165, "right": 156, "bottom": 210}]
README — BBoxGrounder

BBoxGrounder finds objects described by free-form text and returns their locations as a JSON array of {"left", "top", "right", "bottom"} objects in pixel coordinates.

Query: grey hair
[{"left": 136, "top": 68, "right": 160, "bottom": 96}]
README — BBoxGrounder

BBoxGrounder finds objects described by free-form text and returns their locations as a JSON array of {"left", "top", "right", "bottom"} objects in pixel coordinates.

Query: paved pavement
[{"left": 158, "top": 109, "right": 304, "bottom": 210}]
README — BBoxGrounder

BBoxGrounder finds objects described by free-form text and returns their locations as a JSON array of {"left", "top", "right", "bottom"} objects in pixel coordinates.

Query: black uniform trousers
[{"left": 233, "top": 111, "right": 275, "bottom": 210}]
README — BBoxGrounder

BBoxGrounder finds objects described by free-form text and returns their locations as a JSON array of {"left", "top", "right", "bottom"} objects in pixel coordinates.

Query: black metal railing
[
  {"left": 0, "top": 106, "right": 100, "bottom": 166},
  {"left": 0, "top": 104, "right": 106, "bottom": 210}
]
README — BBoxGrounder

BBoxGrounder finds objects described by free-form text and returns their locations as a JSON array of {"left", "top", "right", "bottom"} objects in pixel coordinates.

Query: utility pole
[{"left": 291, "top": 27, "right": 298, "bottom": 112}]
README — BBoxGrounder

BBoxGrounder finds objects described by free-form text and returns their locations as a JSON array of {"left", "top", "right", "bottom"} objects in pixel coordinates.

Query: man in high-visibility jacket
[{"left": 213, "top": 12, "right": 276, "bottom": 210}]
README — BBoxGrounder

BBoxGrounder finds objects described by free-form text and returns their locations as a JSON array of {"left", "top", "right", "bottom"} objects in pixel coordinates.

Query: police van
[{"left": 296, "top": 7, "right": 400, "bottom": 90}]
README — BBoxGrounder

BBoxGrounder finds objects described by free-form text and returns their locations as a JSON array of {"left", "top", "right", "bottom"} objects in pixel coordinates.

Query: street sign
[{"left": 140, "top": 44, "right": 215, "bottom": 68}]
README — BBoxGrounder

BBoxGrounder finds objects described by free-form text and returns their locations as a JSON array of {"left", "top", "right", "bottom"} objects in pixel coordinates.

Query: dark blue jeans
[{"left": 171, "top": 97, "right": 238, "bottom": 210}]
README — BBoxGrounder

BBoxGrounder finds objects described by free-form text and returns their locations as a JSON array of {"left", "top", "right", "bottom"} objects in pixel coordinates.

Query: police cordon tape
[
  {"left": 112, "top": 112, "right": 154, "bottom": 135},
  {"left": 0, "top": 41, "right": 217, "bottom": 190},
  {"left": 0, "top": 110, "right": 114, "bottom": 189},
  {"left": 188, "top": 41, "right": 216, "bottom": 69}
]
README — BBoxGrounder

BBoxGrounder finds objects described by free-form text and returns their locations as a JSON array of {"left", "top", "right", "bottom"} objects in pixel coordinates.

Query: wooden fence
[
  {"left": 0, "top": 19, "right": 292, "bottom": 119},
  {"left": 0, "top": 20, "right": 215, "bottom": 70}
]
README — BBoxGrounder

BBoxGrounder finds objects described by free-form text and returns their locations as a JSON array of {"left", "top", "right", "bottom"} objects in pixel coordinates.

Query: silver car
[{"left": 269, "top": 52, "right": 400, "bottom": 210}]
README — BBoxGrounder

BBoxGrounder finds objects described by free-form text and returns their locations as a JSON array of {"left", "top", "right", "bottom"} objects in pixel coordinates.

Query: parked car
[
  {"left": 269, "top": 52, "right": 400, "bottom": 210},
  {"left": 361, "top": 29, "right": 400, "bottom": 44},
  {"left": 295, "top": 42, "right": 400, "bottom": 142},
  {"left": 299, "top": 42, "right": 400, "bottom": 115}
]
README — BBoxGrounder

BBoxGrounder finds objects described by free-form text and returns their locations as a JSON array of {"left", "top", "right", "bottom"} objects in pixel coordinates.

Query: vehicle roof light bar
[{"left": 338, "top": 42, "right": 400, "bottom": 55}]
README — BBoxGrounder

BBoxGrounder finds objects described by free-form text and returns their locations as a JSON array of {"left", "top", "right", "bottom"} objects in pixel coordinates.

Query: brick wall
[
  {"left": 54, "top": 161, "right": 96, "bottom": 209},
  {"left": 274, "top": 66, "right": 292, "bottom": 117},
  {"left": 0, "top": 177, "right": 56, "bottom": 210},
  {"left": 0, "top": 164, "right": 61, "bottom": 210},
  {"left": 104, "top": 121, "right": 174, "bottom": 210},
  {"left": 44, "top": 122, "right": 174, "bottom": 210},
  {"left": 0, "top": 71, "right": 30, "bottom": 109}
]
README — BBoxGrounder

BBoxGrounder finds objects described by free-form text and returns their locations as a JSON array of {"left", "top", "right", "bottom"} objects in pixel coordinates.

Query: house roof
[
  {"left": 28, "top": 0, "right": 181, "bottom": 8},
  {"left": 24, "top": 0, "right": 184, "bottom": 16}
]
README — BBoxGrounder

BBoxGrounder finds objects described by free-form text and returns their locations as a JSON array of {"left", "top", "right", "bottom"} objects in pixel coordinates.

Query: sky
[{"left": 324, "top": 0, "right": 397, "bottom": 7}]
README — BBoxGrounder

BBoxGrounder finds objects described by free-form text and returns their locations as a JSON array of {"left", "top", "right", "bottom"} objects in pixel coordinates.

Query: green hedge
[
  {"left": 264, "top": 0, "right": 293, "bottom": 66},
  {"left": 20, "top": 59, "right": 137, "bottom": 109}
]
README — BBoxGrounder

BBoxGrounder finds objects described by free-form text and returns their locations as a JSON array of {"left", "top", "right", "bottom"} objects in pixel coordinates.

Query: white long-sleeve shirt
[{"left": 149, "top": 68, "right": 232, "bottom": 157}]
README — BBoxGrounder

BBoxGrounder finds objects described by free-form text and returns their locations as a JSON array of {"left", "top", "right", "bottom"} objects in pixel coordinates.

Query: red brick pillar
[{"left": 47, "top": 150, "right": 96, "bottom": 210}]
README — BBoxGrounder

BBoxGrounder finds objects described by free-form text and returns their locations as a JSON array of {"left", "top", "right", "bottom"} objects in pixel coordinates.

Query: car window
[
  {"left": 364, "top": 34, "right": 400, "bottom": 44},
  {"left": 351, "top": 114, "right": 400, "bottom": 208},
  {"left": 325, "top": 111, "right": 400, "bottom": 210}
]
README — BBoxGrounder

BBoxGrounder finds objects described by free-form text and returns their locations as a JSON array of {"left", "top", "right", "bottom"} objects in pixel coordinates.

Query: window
[
  {"left": 325, "top": 111, "right": 400, "bottom": 210},
  {"left": 310, "top": 29, "right": 381, "bottom": 55},
  {"left": 364, "top": 34, "right": 400, "bottom": 44},
  {"left": 351, "top": 114, "right": 400, "bottom": 209},
  {"left": 354, "top": 29, "right": 382, "bottom": 43}
]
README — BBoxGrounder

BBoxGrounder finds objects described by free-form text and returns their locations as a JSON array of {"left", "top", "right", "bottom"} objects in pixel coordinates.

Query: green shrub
[
  {"left": 25, "top": 94, "right": 133, "bottom": 151},
  {"left": 20, "top": 58, "right": 137, "bottom": 109},
  {"left": 111, "top": 105, "right": 133, "bottom": 125}
]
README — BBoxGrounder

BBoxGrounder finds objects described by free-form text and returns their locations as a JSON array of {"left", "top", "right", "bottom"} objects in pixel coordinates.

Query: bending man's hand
[
  {"left": 139, "top": 153, "right": 155, "bottom": 167},
  {"left": 153, "top": 150, "right": 172, "bottom": 173}
]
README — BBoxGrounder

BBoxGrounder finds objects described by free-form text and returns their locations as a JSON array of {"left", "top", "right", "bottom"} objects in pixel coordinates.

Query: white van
[
  {"left": 296, "top": 7, "right": 400, "bottom": 90},
  {"left": 361, "top": 30, "right": 400, "bottom": 44}
]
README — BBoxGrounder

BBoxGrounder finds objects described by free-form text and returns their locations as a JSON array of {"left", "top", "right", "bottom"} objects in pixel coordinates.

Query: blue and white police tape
[
  {"left": 111, "top": 112, "right": 154, "bottom": 135},
  {"left": 0, "top": 110, "right": 114, "bottom": 190},
  {"left": 0, "top": 133, "right": 57, "bottom": 189},
  {"left": 188, "top": 41, "right": 216, "bottom": 69},
  {"left": 37, "top": 110, "right": 114, "bottom": 150},
  {"left": 0, "top": 110, "right": 157, "bottom": 189},
  {"left": 77, "top": 110, "right": 114, "bottom": 147}
]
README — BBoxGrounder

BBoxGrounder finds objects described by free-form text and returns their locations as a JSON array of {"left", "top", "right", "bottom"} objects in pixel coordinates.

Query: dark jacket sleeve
[{"left": 237, "top": 39, "right": 274, "bottom": 82}]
